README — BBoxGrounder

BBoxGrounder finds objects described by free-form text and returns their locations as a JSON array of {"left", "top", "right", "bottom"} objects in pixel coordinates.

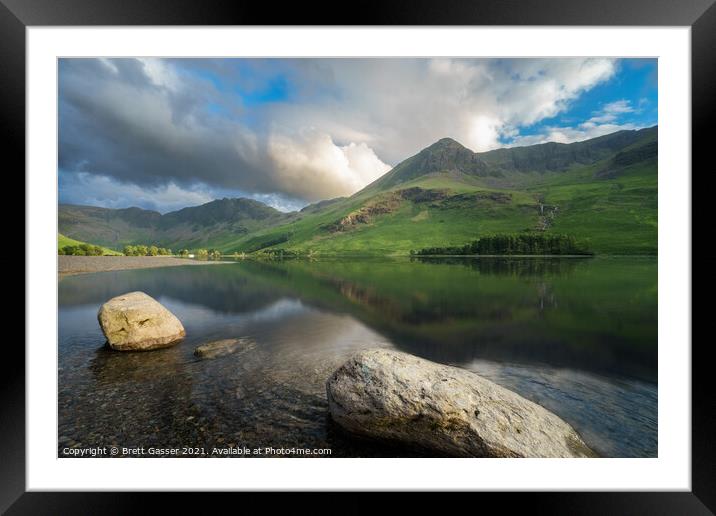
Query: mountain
[
  {"left": 216, "top": 126, "right": 657, "bottom": 255},
  {"left": 477, "top": 127, "right": 655, "bottom": 175},
  {"left": 59, "top": 127, "right": 657, "bottom": 255},
  {"left": 366, "top": 137, "right": 492, "bottom": 191},
  {"left": 366, "top": 126, "right": 657, "bottom": 191},
  {"left": 58, "top": 198, "right": 293, "bottom": 250}
]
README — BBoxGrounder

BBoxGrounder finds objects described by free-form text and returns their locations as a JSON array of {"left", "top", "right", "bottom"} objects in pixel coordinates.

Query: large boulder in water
[
  {"left": 97, "top": 291, "right": 185, "bottom": 351},
  {"left": 326, "top": 349, "right": 595, "bottom": 458}
]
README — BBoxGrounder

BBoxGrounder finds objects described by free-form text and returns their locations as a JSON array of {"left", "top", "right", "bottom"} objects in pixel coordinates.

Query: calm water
[{"left": 58, "top": 257, "right": 657, "bottom": 457}]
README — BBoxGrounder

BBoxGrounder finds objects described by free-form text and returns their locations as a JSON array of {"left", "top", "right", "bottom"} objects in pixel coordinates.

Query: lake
[{"left": 58, "top": 257, "right": 657, "bottom": 457}]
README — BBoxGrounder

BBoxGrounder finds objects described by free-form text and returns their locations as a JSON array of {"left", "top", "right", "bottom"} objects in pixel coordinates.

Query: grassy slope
[
  {"left": 217, "top": 153, "right": 656, "bottom": 255},
  {"left": 58, "top": 131, "right": 658, "bottom": 255},
  {"left": 58, "top": 233, "right": 123, "bottom": 255},
  {"left": 58, "top": 233, "right": 84, "bottom": 248},
  {"left": 217, "top": 180, "right": 531, "bottom": 255},
  {"left": 532, "top": 164, "right": 657, "bottom": 254}
]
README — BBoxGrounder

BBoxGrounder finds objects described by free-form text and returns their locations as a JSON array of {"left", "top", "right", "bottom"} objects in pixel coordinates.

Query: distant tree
[
  {"left": 121, "top": 244, "right": 182, "bottom": 256},
  {"left": 196, "top": 249, "right": 209, "bottom": 259},
  {"left": 61, "top": 245, "right": 84, "bottom": 256},
  {"left": 414, "top": 233, "right": 591, "bottom": 256},
  {"left": 77, "top": 243, "right": 103, "bottom": 256},
  {"left": 179, "top": 249, "right": 190, "bottom": 257}
]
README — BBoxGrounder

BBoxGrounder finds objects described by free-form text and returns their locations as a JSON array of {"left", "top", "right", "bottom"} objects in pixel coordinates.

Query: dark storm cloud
[
  {"left": 58, "top": 58, "right": 392, "bottom": 204},
  {"left": 58, "top": 58, "right": 268, "bottom": 192}
]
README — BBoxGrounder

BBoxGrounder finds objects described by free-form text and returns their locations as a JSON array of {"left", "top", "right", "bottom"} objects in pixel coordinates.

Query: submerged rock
[
  {"left": 326, "top": 349, "right": 595, "bottom": 458},
  {"left": 97, "top": 291, "right": 185, "bottom": 351},
  {"left": 194, "top": 338, "right": 255, "bottom": 360}
]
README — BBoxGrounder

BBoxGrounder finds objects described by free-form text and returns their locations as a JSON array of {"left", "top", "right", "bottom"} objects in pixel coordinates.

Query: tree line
[
  {"left": 180, "top": 249, "right": 223, "bottom": 259},
  {"left": 59, "top": 244, "right": 107, "bottom": 256},
  {"left": 123, "top": 246, "right": 224, "bottom": 258},
  {"left": 123, "top": 245, "right": 173, "bottom": 256},
  {"left": 412, "top": 233, "right": 592, "bottom": 256},
  {"left": 60, "top": 243, "right": 227, "bottom": 258}
]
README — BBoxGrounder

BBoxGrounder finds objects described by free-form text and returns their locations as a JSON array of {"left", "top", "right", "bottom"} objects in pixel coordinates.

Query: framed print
[{"left": 7, "top": 0, "right": 713, "bottom": 511}]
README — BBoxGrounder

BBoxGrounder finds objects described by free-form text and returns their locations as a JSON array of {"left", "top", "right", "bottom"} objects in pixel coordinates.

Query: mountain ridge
[
  {"left": 59, "top": 197, "right": 294, "bottom": 249},
  {"left": 59, "top": 126, "right": 658, "bottom": 255},
  {"left": 364, "top": 126, "right": 657, "bottom": 194}
]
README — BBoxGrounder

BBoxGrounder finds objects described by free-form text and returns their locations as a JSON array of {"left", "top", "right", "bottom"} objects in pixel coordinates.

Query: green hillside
[
  {"left": 58, "top": 233, "right": 122, "bottom": 255},
  {"left": 58, "top": 233, "right": 84, "bottom": 248},
  {"left": 217, "top": 127, "right": 657, "bottom": 255},
  {"left": 58, "top": 127, "right": 657, "bottom": 256}
]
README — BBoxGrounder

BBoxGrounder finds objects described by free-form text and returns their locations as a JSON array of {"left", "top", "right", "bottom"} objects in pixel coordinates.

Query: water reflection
[
  {"left": 59, "top": 257, "right": 657, "bottom": 457},
  {"left": 412, "top": 255, "right": 584, "bottom": 276}
]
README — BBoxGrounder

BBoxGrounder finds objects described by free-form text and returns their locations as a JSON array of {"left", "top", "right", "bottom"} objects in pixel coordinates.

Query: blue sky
[
  {"left": 512, "top": 59, "right": 657, "bottom": 143},
  {"left": 58, "top": 58, "right": 657, "bottom": 213}
]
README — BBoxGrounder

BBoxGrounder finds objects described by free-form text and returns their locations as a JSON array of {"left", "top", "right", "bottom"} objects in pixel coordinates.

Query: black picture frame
[{"left": 6, "top": 0, "right": 712, "bottom": 512}]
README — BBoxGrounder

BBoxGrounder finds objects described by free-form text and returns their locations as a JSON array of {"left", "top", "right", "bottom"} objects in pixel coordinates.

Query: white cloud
[
  {"left": 603, "top": 99, "right": 635, "bottom": 114},
  {"left": 60, "top": 57, "right": 624, "bottom": 207},
  {"left": 266, "top": 129, "right": 391, "bottom": 200},
  {"left": 467, "top": 115, "right": 503, "bottom": 152},
  {"left": 136, "top": 58, "right": 181, "bottom": 91},
  {"left": 263, "top": 58, "right": 619, "bottom": 157},
  {"left": 586, "top": 99, "right": 636, "bottom": 124},
  {"left": 340, "top": 142, "right": 392, "bottom": 187},
  {"left": 506, "top": 98, "right": 646, "bottom": 147}
]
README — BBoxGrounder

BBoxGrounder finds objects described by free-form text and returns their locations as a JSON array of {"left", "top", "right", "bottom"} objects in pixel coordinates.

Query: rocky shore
[
  {"left": 59, "top": 255, "right": 230, "bottom": 277},
  {"left": 93, "top": 291, "right": 596, "bottom": 458}
]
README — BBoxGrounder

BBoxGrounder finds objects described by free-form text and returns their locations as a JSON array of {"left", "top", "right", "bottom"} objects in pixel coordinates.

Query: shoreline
[
  {"left": 243, "top": 253, "right": 656, "bottom": 260},
  {"left": 411, "top": 254, "right": 596, "bottom": 258},
  {"left": 58, "top": 255, "right": 231, "bottom": 278}
]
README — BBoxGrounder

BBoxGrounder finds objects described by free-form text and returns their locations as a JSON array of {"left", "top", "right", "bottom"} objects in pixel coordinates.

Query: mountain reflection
[{"left": 59, "top": 257, "right": 657, "bottom": 383}]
